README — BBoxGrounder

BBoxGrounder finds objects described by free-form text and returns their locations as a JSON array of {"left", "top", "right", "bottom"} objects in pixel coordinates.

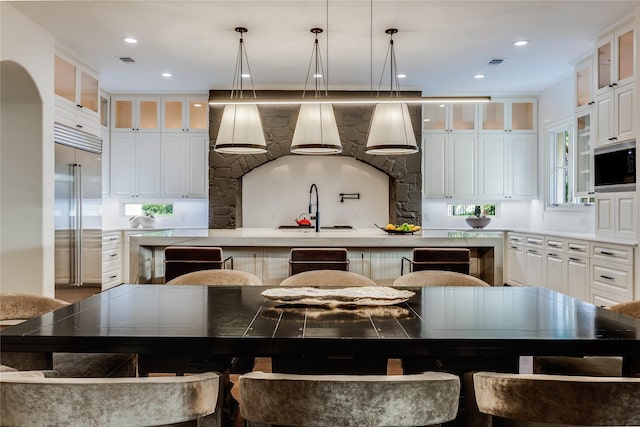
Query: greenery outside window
[
  {"left": 123, "top": 203, "right": 173, "bottom": 217},
  {"left": 448, "top": 204, "right": 496, "bottom": 217}
]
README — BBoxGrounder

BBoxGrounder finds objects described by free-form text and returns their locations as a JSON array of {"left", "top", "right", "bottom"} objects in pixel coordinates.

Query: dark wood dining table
[
  {"left": 3, "top": 284, "right": 640, "bottom": 371},
  {"left": 4, "top": 284, "right": 640, "bottom": 426}
]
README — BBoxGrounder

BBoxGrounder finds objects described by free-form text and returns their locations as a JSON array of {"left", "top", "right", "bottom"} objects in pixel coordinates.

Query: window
[
  {"left": 547, "top": 120, "right": 594, "bottom": 207},
  {"left": 123, "top": 203, "right": 173, "bottom": 217},
  {"left": 448, "top": 204, "right": 496, "bottom": 217}
]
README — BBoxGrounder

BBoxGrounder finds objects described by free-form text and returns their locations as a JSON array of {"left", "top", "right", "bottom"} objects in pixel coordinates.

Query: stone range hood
[{"left": 208, "top": 90, "right": 422, "bottom": 229}]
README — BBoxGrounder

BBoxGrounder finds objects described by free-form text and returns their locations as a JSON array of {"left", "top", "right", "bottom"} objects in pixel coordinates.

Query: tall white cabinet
[{"left": 109, "top": 94, "right": 209, "bottom": 199}]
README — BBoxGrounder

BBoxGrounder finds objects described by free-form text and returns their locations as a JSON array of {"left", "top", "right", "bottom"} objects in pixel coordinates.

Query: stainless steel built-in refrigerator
[{"left": 54, "top": 123, "right": 102, "bottom": 288}]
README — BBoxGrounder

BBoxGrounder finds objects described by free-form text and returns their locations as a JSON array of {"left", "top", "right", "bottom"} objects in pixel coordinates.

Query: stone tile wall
[{"left": 208, "top": 90, "right": 422, "bottom": 228}]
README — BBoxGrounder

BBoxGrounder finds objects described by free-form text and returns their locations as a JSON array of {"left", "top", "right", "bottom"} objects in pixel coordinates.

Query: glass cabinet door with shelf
[
  {"left": 576, "top": 57, "right": 593, "bottom": 109},
  {"left": 575, "top": 112, "right": 593, "bottom": 196},
  {"left": 54, "top": 55, "right": 76, "bottom": 103},
  {"left": 80, "top": 70, "right": 98, "bottom": 113}
]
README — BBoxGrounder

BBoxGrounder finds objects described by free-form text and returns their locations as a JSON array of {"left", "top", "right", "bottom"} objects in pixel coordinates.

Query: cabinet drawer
[
  {"left": 102, "top": 247, "right": 120, "bottom": 264},
  {"left": 525, "top": 235, "right": 544, "bottom": 248},
  {"left": 545, "top": 237, "right": 566, "bottom": 251},
  {"left": 591, "top": 260, "right": 633, "bottom": 299},
  {"left": 591, "top": 288, "right": 631, "bottom": 307},
  {"left": 507, "top": 233, "right": 525, "bottom": 245},
  {"left": 590, "top": 243, "right": 633, "bottom": 265},
  {"left": 566, "top": 239, "right": 589, "bottom": 256}
]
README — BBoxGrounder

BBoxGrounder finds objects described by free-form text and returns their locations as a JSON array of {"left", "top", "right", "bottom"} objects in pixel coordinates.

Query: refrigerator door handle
[{"left": 71, "top": 163, "right": 82, "bottom": 286}]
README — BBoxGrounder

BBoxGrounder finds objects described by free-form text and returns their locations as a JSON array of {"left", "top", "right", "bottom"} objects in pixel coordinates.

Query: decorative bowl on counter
[
  {"left": 465, "top": 217, "right": 491, "bottom": 229},
  {"left": 129, "top": 215, "right": 156, "bottom": 228}
]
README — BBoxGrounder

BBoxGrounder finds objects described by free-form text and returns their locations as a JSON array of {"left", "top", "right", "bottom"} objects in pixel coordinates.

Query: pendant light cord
[{"left": 230, "top": 28, "right": 257, "bottom": 100}]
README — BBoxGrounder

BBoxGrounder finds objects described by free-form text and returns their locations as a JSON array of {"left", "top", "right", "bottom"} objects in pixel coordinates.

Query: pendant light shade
[
  {"left": 215, "top": 104, "right": 267, "bottom": 154},
  {"left": 214, "top": 27, "right": 267, "bottom": 155},
  {"left": 365, "top": 103, "right": 418, "bottom": 155},
  {"left": 291, "top": 103, "right": 341, "bottom": 154},
  {"left": 365, "top": 28, "right": 418, "bottom": 156},
  {"left": 291, "top": 27, "right": 342, "bottom": 155}
]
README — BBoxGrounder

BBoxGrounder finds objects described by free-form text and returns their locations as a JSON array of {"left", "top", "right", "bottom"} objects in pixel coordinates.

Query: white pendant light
[
  {"left": 291, "top": 27, "right": 342, "bottom": 155},
  {"left": 214, "top": 27, "right": 267, "bottom": 154},
  {"left": 365, "top": 29, "right": 418, "bottom": 155}
]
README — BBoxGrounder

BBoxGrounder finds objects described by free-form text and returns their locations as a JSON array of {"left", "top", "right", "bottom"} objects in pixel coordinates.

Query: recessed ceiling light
[
  {"left": 241, "top": 73, "right": 251, "bottom": 78},
  {"left": 123, "top": 37, "right": 138, "bottom": 44},
  {"left": 514, "top": 40, "right": 529, "bottom": 47},
  {"left": 396, "top": 74, "right": 406, "bottom": 79},
  {"left": 161, "top": 72, "right": 172, "bottom": 78},
  {"left": 474, "top": 73, "right": 486, "bottom": 79}
]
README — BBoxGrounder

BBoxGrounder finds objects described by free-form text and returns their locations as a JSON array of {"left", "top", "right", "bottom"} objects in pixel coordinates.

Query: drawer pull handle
[
  {"left": 569, "top": 257, "right": 581, "bottom": 262},
  {"left": 109, "top": 275, "right": 117, "bottom": 279},
  {"left": 601, "top": 251, "right": 615, "bottom": 256},
  {"left": 568, "top": 245, "right": 584, "bottom": 251},
  {"left": 527, "top": 249, "right": 538, "bottom": 254},
  {"left": 110, "top": 253, "right": 118, "bottom": 257},
  {"left": 548, "top": 253, "right": 559, "bottom": 258},
  {"left": 511, "top": 246, "right": 519, "bottom": 250},
  {"left": 549, "top": 244, "right": 559, "bottom": 248},
  {"left": 600, "top": 275, "right": 614, "bottom": 281}
]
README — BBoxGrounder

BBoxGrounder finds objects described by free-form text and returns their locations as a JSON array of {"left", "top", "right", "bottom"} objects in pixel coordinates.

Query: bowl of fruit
[{"left": 376, "top": 223, "right": 421, "bottom": 234}]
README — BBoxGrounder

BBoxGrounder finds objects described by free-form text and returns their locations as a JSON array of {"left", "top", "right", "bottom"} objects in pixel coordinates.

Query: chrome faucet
[{"left": 308, "top": 183, "right": 320, "bottom": 232}]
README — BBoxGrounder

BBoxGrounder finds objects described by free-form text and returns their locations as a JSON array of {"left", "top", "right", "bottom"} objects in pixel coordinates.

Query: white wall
[
  {"left": 242, "top": 156, "right": 389, "bottom": 228},
  {"left": 529, "top": 73, "right": 595, "bottom": 234},
  {"left": 1, "top": 4, "right": 56, "bottom": 296}
]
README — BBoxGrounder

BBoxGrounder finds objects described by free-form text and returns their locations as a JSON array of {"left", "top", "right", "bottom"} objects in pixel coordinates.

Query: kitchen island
[{"left": 130, "top": 228, "right": 504, "bottom": 285}]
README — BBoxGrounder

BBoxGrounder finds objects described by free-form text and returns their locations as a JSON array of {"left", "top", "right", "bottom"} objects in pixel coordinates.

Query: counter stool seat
[
  {"left": 280, "top": 270, "right": 376, "bottom": 287},
  {"left": 167, "top": 269, "right": 263, "bottom": 286}
]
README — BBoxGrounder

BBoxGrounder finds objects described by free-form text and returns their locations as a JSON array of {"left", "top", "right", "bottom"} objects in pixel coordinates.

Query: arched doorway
[{"left": 1, "top": 60, "right": 46, "bottom": 294}]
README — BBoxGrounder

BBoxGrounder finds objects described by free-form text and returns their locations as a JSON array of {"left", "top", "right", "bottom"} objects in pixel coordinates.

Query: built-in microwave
[{"left": 594, "top": 140, "right": 636, "bottom": 192}]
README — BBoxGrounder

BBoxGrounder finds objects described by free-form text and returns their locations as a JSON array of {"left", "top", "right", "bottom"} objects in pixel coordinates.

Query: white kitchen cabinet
[
  {"left": 422, "top": 103, "right": 477, "bottom": 134},
  {"left": 594, "top": 83, "right": 635, "bottom": 146},
  {"left": 224, "top": 248, "right": 263, "bottom": 277},
  {"left": 161, "top": 132, "right": 208, "bottom": 199},
  {"left": 591, "top": 259, "right": 634, "bottom": 303},
  {"left": 574, "top": 110, "right": 594, "bottom": 197},
  {"left": 567, "top": 254, "right": 590, "bottom": 302},
  {"left": 423, "top": 134, "right": 477, "bottom": 199},
  {"left": 479, "top": 98, "right": 537, "bottom": 133},
  {"left": 524, "top": 235, "right": 544, "bottom": 288},
  {"left": 506, "top": 233, "right": 525, "bottom": 286},
  {"left": 261, "top": 248, "right": 291, "bottom": 286},
  {"left": 161, "top": 96, "right": 209, "bottom": 133},
  {"left": 594, "top": 20, "right": 635, "bottom": 97},
  {"left": 369, "top": 248, "right": 412, "bottom": 284},
  {"left": 111, "top": 96, "right": 161, "bottom": 132},
  {"left": 595, "top": 192, "right": 637, "bottom": 240},
  {"left": 347, "top": 249, "right": 371, "bottom": 278},
  {"left": 102, "top": 231, "right": 122, "bottom": 290},
  {"left": 54, "top": 53, "right": 100, "bottom": 136},
  {"left": 545, "top": 251, "right": 567, "bottom": 295},
  {"left": 110, "top": 133, "right": 161, "bottom": 198},
  {"left": 479, "top": 133, "right": 536, "bottom": 200},
  {"left": 575, "top": 55, "right": 595, "bottom": 112}
]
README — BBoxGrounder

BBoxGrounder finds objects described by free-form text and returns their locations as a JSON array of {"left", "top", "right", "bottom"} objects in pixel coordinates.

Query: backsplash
[{"left": 208, "top": 90, "right": 423, "bottom": 229}]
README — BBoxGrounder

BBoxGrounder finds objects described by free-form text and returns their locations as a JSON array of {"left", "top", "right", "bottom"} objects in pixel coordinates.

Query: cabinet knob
[
  {"left": 588, "top": 101, "right": 595, "bottom": 105},
  {"left": 76, "top": 124, "right": 83, "bottom": 128},
  {"left": 76, "top": 104, "right": 83, "bottom": 108},
  {"left": 608, "top": 83, "right": 618, "bottom": 87}
]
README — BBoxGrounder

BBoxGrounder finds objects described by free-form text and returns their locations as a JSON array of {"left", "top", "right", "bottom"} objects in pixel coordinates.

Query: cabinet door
[
  {"left": 615, "top": 84, "right": 635, "bottom": 143},
  {"left": 54, "top": 55, "right": 76, "bottom": 104},
  {"left": 545, "top": 252, "right": 567, "bottom": 294},
  {"left": 224, "top": 248, "right": 263, "bottom": 277},
  {"left": 161, "top": 133, "right": 187, "bottom": 197},
  {"left": 480, "top": 101, "right": 506, "bottom": 131},
  {"left": 137, "top": 97, "right": 161, "bottom": 132},
  {"left": 423, "top": 135, "right": 447, "bottom": 198},
  {"left": 595, "top": 193, "right": 615, "bottom": 237},
  {"left": 575, "top": 111, "right": 593, "bottom": 196},
  {"left": 525, "top": 248, "right": 544, "bottom": 287},
  {"left": 509, "top": 99, "right": 536, "bottom": 132},
  {"left": 186, "top": 133, "right": 208, "bottom": 198},
  {"left": 615, "top": 192, "right": 637, "bottom": 240},
  {"left": 110, "top": 133, "right": 137, "bottom": 196},
  {"left": 575, "top": 56, "right": 594, "bottom": 110},
  {"left": 506, "top": 244, "right": 525, "bottom": 286},
  {"left": 135, "top": 133, "right": 161, "bottom": 197},
  {"left": 162, "top": 97, "right": 185, "bottom": 132},
  {"left": 450, "top": 134, "right": 477, "bottom": 199},
  {"left": 79, "top": 70, "right": 99, "bottom": 113},
  {"left": 479, "top": 134, "right": 506, "bottom": 199},
  {"left": 595, "top": 36, "right": 613, "bottom": 96},
  {"left": 615, "top": 23, "right": 635, "bottom": 88},
  {"left": 595, "top": 91, "right": 615, "bottom": 146},
  {"left": 187, "top": 97, "right": 209, "bottom": 131},
  {"left": 262, "top": 249, "right": 290, "bottom": 286},
  {"left": 567, "top": 256, "right": 589, "bottom": 301},
  {"left": 508, "top": 134, "right": 537, "bottom": 199}
]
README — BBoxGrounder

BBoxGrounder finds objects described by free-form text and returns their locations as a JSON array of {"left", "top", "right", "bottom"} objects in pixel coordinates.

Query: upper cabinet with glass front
[
  {"left": 422, "top": 103, "right": 477, "bottom": 134},
  {"left": 111, "top": 96, "right": 161, "bottom": 132},
  {"left": 54, "top": 53, "right": 100, "bottom": 136},
  {"left": 595, "top": 19, "right": 635, "bottom": 97},
  {"left": 479, "top": 98, "right": 537, "bottom": 133},
  {"left": 575, "top": 55, "right": 595, "bottom": 111},
  {"left": 161, "top": 96, "right": 209, "bottom": 133}
]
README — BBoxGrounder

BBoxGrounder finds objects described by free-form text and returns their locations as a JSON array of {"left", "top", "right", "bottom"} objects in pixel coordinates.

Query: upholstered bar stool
[
  {"left": 473, "top": 371, "right": 640, "bottom": 425},
  {"left": 393, "top": 270, "right": 490, "bottom": 288},
  {"left": 164, "top": 246, "right": 233, "bottom": 282},
  {"left": 166, "top": 269, "right": 263, "bottom": 286},
  {"left": 0, "top": 293, "right": 137, "bottom": 377},
  {"left": 401, "top": 247, "right": 471, "bottom": 275},
  {"left": 280, "top": 269, "right": 376, "bottom": 287},
  {"left": 240, "top": 371, "right": 461, "bottom": 427},
  {"left": 289, "top": 248, "right": 349, "bottom": 275}
]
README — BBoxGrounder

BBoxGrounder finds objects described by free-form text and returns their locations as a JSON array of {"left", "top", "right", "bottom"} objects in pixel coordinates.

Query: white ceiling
[{"left": 9, "top": 1, "right": 640, "bottom": 95}]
